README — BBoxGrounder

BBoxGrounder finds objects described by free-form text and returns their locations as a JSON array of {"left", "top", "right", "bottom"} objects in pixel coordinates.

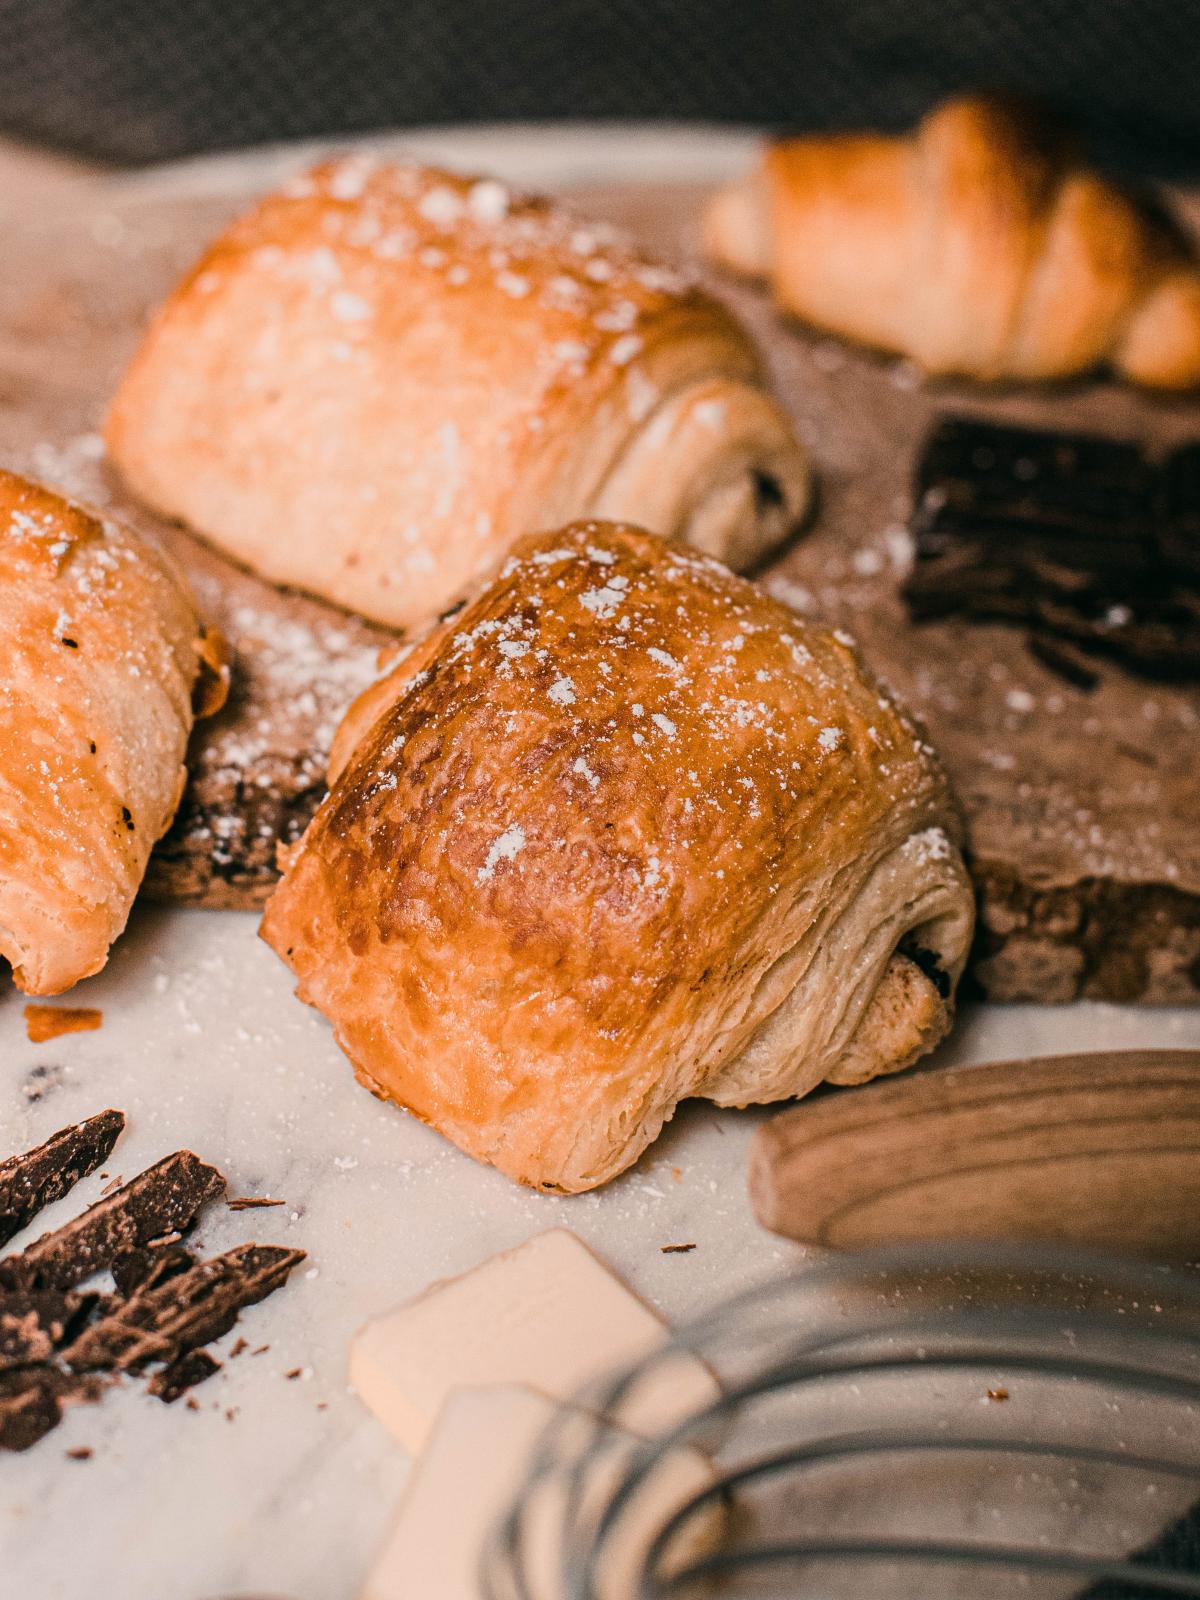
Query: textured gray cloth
[{"left": 0, "top": 0, "right": 1198, "bottom": 172}]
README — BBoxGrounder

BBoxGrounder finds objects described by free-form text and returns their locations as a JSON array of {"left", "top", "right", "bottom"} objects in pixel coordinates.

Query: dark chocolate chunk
[
  {"left": 0, "top": 1289, "right": 96, "bottom": 1370},
  {"left": 0, "top": 1367, "right": 64, "bottom": 1451},
  {"left": 111, "top": 1242, "right": 196, "bottom": 1298},
  {"left": 65, "top": 1244, "right": 305, "bottom": 1373},
  {"left": 148, "top": 1346, "right": 222, "bottom": 1403},
  {"left": 0, "top": 1111, "right": 125, "bottom": 1248},
  {"left": 0, "top": 1366, "right": 99, "bottom": 1452},
  {"left": 905, "top": 416, "right": 1200, "bottom": 682},
  {"left": 0, "top": 1151, "right": 225, "bottom": 1293},
  {"left": 898, "top": 939, "right": 953, "bottom": 999}
]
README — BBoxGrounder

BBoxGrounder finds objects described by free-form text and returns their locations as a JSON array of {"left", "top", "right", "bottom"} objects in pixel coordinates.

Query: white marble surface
[{"left": 1, "top": 905, "right": 1197, "bottom": 1599}]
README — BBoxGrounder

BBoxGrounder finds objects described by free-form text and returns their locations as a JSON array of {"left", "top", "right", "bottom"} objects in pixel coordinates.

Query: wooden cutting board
[{"left": 0, "top": 166, "right": 1197, "bottom": 1002}]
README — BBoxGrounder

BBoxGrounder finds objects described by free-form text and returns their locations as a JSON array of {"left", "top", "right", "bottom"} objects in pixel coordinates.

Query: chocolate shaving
[
  {"left": 661, "top": 1243, "right": 697, "bottom": 1254},
  {"left": 904, "top": 416, "right": 1200, "bottom": 682},
  {"left": 1, "top": 1151, "right": 225, "bottom": 1293},
  {"left": 65, "top": 1244, "right": 305, "bottom": 1374},
  {"left": 0, "top": 1111, "right": 124, "bottom": 1248},
  {"left": 226, "top": 1196, "right": 285, "bottom": 1210},
  {"left": 149, "top": 1347, "right": 222, "bottom": 1403}
]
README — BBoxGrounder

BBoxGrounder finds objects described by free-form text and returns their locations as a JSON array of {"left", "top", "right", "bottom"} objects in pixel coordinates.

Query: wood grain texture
[
  {"left": 0, "top": 173, "right": 1196, "bottom": 998},
  {"left": 749, "top": 1049, "right": 1200, "bottom": 1259}
]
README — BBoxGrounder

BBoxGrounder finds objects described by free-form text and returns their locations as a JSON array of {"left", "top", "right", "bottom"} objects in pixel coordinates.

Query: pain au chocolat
[
  {"left": 105, "top": 157, "right": 811, "bottom": 632},
  {"left": 0, "top": 469, "right": 226, "bottom": 995},
  {"left": 261, "top": 522, "right": 974, "bottom": 1192}
]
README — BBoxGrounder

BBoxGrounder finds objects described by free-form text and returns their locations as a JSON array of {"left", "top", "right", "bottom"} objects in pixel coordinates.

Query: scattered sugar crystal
[
  {"left": 468, "top": 179, "right": 509, "bottom": 222},
  {"left": 497, "top": 271, "right": 531, "bottom": 299},
  {"left": 693, "top": 398, "right": 726, "bottom": 431},
  {"left": 905, "top": 826, "right": 952, "bottom": 863},
  {"left": 580, "top": 582, "right": 627, "bottom": 618},
  {"left": 330, "top": 290, "right": 372, "bottom": 322},
  {"left": 418, "top": 185, "right": 464, "bottom": 226}
]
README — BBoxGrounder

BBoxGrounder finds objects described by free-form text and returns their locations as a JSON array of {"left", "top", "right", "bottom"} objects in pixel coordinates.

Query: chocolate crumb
[
  {"left": 284, "top": 1367, "right": 302, "bottom": 1380},
  {"left": 229, "top": 1337, "right": 248, "bottom": 1358},
  {"left": 185, "top": 1397, "right": 200, "bottom": 1411},
  {"left": 66, "top": 1446, "right": 91, "bottom": 1460},
  {"left": 987, "top": 1387, "right": 1010, "bottom": 1402},
  {"left": 661, "top": 1243, "right": 697, "bottom": 1254},
  {"left": 227, "top": 1197, "right": 285, "bottom": 1211},
  {"left": 251, "top": 1344, "right": 269, "bottom": 1356}
]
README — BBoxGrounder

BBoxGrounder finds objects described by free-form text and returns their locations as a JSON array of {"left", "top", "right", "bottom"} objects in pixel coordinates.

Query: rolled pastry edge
[
  {"left": 590, "top": 374, "right": 811, "bottom": 572},
  {"left": 549, "top": 823, "right": 975, "bottom": 1192}
]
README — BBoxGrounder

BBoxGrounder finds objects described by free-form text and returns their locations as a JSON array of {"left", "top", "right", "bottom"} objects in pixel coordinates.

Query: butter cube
[{"left": 350, "top": 1228, "right": 720, "bottom": 1452}]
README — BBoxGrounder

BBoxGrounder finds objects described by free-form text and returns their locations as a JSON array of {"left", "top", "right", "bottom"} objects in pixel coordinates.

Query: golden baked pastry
[
  {"left": 0, "top": 469, "right": 223, "bottom": 995},
  {"left": 105, "top": 157, "right": 811, "bottom": 632},
  {"left": 704, "top": 94, "right": 1200, "bottom": 388},
  {"left": 261, "top": 521, "right": 974, "bottom": 1192}
]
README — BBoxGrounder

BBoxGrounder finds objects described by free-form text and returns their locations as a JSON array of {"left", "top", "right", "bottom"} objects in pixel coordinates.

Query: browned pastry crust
[
  {"left": 261, "top": 522, "right": 974, "bottom": 1192},
  {"left": 703, "top": 95, "right": 1200, "bottom": 388},
  {"left": 0, "top": 469, "right": 213, "bottom": 995},
  {"left": 105, "top": 158, "right": 811, "bottom": 632}
]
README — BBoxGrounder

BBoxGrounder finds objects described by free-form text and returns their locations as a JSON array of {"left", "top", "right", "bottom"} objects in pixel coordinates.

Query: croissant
[
  {"left": 0, "top": 469, "right": 224, "bottom": 995},
  {"left": 106, "top": 158, "right": 811, "bottom": 633},
  {"left": 704, "top": 95, "right": 1200, "bottom": 388},
  {"left": 260, "top": 521, "right": 975, "bottom": 1192}
]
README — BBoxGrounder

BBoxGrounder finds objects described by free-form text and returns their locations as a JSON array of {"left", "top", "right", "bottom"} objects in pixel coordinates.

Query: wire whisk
[{"left": 484, "top": 1242, "right": 1200, "bottom": 1599}]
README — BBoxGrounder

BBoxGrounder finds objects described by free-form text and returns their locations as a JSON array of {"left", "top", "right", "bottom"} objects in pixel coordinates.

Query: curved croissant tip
[
  {"left": 702, "top": 177, "right": 772, "bottom": 280},
  {"left": 1117, "top": 269, "right": 1200, "bottom": 390}
]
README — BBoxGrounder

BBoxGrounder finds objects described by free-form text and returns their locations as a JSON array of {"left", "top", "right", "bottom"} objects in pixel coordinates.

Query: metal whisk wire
[{"left": 483, "top": 1242, "right": 1200, "bottom": 1600}]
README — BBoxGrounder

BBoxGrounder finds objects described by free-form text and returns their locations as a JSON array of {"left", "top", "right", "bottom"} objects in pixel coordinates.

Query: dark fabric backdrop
[{"left": 1, "top": 0, "right": 1199, "bottom": 174}]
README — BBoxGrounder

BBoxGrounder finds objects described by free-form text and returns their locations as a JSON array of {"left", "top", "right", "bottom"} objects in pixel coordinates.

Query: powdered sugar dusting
[{"left": 477, "top": 824, "right": 526, "bottom": 883}]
